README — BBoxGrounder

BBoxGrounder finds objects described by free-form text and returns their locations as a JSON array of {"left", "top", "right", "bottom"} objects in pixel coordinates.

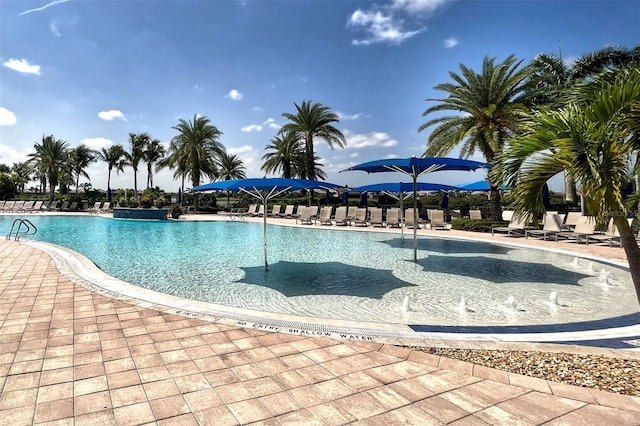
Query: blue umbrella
[
  {"left": 342, "top": 190, "right": 349, "bottom": 205},
  {"left": 359, "top": 192, "right": 367, "bottom": 208},
  {"left": 440, "top": 192, "right": 449, "bottom": 209},
  {"left": 352, "top": 182, "right": 460, "bottom": 241},
  {"left": 191, "top": 178, "right": 341, "bottom": 269},
  {"left": 343, "top": 157, "right": 491, "bottom": 262},
  {"left": 459, "top": 180, "right": 507, "bottom": 191}
]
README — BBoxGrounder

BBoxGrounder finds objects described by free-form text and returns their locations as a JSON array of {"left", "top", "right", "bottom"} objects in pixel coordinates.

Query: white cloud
[
  {"left": 18, "top": 0, "right": 70, "bottom": 16},
  {"left": 391, "top": 0, "right": 449, "bottom": 13},
  {"left": 262, "top": 118, "right": 280, "bottom": 129},
  {"left": 227, "top": 145, "right": 254, "bottom": 155},
  {"left": 49, "top": 21, "right": 61, "bottom": 37},
  {"left": 348, "top": 9, "right": 421, "bottom": 46},
  {"left": 444, "top": 37, "right": 459, "bottom": 48},
  {"left": 3, "top": 58, "right": 41, "bottom": 75},
  {"left": 0, "top": 143, "right": 29, "bottom": 166},
  {"left": 347, "top": 0, "right": 451, "bottom": 46},
  {"left": 98, "top": 110, "right": 127, "bottom": 121},
  {"left": 0, "top": 107, "right": 17, "bottom": 126},
  {"left": 252, "top": 107, "right": 263, "bottom": 112},
  {"left": 240, "top": 124, "right": 262, "bottom": 132},
  {"left": 337, "top": 112, "right": 364, "bottom": 120},
  {"left": 343, "top": 130, "right": 398, "bottom": 149},
  {"left": 81, "top": 137, "right": 112, "bottom": 150},
  {"left": 225, "top": 89, "right": 243, "bottom": 100}
]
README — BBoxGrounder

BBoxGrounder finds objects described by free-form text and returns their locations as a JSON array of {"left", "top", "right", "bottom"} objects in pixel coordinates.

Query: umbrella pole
[
  {"left": 262, "top": 195, "right": 268, "bottom": 270},
  {"left": 412, "top": 175, "right": 418, "bottom": 262},
  {"left": 399, "top": 191, "right": 404, "bottom": 242}
]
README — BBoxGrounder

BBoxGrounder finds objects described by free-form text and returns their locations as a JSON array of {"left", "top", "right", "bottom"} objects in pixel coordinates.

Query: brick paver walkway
[{"left": 2, "top": 239, "right": 640, "bottom": 425}]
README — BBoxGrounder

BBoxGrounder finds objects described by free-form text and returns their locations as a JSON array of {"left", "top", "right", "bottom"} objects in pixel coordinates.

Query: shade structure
[
  {"left": 459, "top": 180, "right": 507, "bottom": 191},
  {"left": 342, "top": 157, "right": 491, "bottom": 262},
  {"left": 352, "top": 182, "right": 460, "bottom": 241},
  {"left": 191, "top": 178, "right": 341, "bottom": 269}
]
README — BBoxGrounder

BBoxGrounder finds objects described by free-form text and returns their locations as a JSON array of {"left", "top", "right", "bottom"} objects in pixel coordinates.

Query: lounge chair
[
  {"left": 352, "top": 208, "right": 368, "bottom": 227},
  {"left": 64, "top": 201, "right": 78, "bottom": 211},
  {"left": 101, "top": 202, "right": 112, "bottom": 212},
  {"left": 385, "top": 208, "right": 401, "bottom": 228},
  {"left": 268, "top": 205, "right": 282, "bottom": 217},
  {"left": 28, "top": 201, "right": 44, "bottom": 213},
  {"left": 57, "top": 201, "right": 69, "bottom": 211},
  {"left": 296, "top": 206, "right": 316, "bottom": 225},
  {"left": 491, "top": 214, "right": 528, "bottom": 237},
  {"left": 45, "top": 200, "right": 59, "bottom": 211},
  {"left": 333, "top": 206, "right": 349, "bottom": 226},
  {"left": 256, "top": 204, "right": 265, "bottom": 217},
  {"left": 404, "top": 208, "right": 423, "bottom": 229},
  {"left": 246, "top": 204, "right": 258, "bottom": 216},
  {"left": 502, "top": 210, "right": 514, "bottom": 222},
  {"left": 281, "top": 205, "right": 295, "bottom": 218},
  {"left": 368, "top": 207, "right": 383, "bottom": 227},
  {"left": 450, "top": 209, "right": 463, "bottom": 219},
  {"left": 469, "top": 210, "right": 482, "bottom": 220},
  {"left": 318, "top": 206, "right": 333, "bottom": 225},
  {"left": 429, "top": 209, "right": 448, "bottom": 230},
  {"left": 89, "top": 202, "right": 103, "bottom": 214},
  {"left": 3, "top": 200, "right": 13, "bottom": 212},
  {"left": 563, "top": 212, "right": 582, "bottom": 230},
  {"left": 586, "top": 218, "right": 634, "bottom": 246},
  {"left": 555, "top": 216, "right": 597, "bottom": 243},
  {"left": 346, "top": 206, "right": 358, "bottom": 223},
  {"left": 228, "top": 208, "right": 245, "bottom": 220},
  {"left": 525, "top": 213, "right": 564, "bottom": 240},
  {"left": 21, "top": 201, "right": 35, "bottom": 212},
  {"left": 12, "top": 201, "right": 25, "bottom": 212}
]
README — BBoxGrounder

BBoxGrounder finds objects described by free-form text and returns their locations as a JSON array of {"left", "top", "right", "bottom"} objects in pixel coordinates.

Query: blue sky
[{"left": 1, "top": 0, "right": 638, "bottom": 192}]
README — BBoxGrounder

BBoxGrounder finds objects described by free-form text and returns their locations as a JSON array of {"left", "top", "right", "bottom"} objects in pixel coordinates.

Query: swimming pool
[{"left": 2, "top": 215, "right": 636, "bottom": 326}]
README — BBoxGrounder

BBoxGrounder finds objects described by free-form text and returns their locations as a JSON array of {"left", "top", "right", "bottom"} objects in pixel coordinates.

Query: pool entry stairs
[{"left": 6, "top": 218, "right": 37, "bottom": 241}]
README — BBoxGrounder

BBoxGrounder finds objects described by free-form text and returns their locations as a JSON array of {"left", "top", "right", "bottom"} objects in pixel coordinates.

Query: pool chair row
[
  {"left": 0, "top": 200, "right": 77, "bottom": 213},
  {"left": 495, "top": 211, "right": 635, "bottom": 247},
  {"left": 88, "top": 202, "right": 112, "bottom": 214}
]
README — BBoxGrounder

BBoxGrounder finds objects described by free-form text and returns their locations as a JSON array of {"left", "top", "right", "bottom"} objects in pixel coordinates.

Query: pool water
[{"left": 2, "top": 215, "right": 637, "bottom": 326}]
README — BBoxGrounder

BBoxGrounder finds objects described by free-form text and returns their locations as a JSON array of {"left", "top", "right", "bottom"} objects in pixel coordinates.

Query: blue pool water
[{"left": 1, "top": 215, "right": 637, "bottom": 325}]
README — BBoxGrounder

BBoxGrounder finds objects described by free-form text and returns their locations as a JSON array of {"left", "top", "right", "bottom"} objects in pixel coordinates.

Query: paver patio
[{"left": 2, "top": 236, "right": 640, "bottom": 425}]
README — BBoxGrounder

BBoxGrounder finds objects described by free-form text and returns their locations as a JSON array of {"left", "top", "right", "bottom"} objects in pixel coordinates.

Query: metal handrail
[{"left": 6, "top": 218, "right": 38, "bottom": 241}]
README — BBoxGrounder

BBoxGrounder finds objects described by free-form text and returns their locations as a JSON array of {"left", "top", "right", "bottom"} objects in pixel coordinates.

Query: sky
[{"left": 1, "top": 0, "right": 639, "bottom": 193}]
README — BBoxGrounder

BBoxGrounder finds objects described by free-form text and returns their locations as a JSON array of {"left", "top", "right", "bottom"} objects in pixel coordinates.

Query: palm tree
[
  {"left": 419, "top": 55, "right": 531, "bottom": 220},
  {"left": 124, "top": 132, "right": 149, "bottom": 203},
  {"left": 216, "top": 151, "right": 246, "bottom": 207},
  {"left": 524, "top": 45, "right": 640, "bottom": 202},
  {"left": 10, "top": 162, "right": 32, "bottom": 193},
  {"left": 169, "top": 114, "right": 224, "bottom": 188},
  {"left": 69, "top": 145, "right": 98, "bottom": 197},
  {"left": 495, "top": 66, "right": 640, "bottom": 303},
  {"left": 27, "top": 135, "right": 69, "bottom": 201},
  {"left": 261, "top": 133, "right": 302, "bottom": 178},
  {"left": 97, "top": 144, "right": 126, "bottom": 194},
  {"left": 280, "top": 100, "right": 346, "bottom": 181},
  {"left": 156, "top": 138, "right": 188, "bottom": 202},
  {"left": 143, "top": 138, "right": 166, "bottom": 189}
]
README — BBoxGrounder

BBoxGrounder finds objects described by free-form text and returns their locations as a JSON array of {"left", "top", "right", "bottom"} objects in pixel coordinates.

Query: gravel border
[{"left": 414, "top": 347, "right": 640, "bottom": 397}]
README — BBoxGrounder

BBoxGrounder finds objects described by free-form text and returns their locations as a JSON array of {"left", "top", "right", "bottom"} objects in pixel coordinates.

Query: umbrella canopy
[
  {"left": 342, "top": 157, "right": 491, "bottom": 262},
  {"left": 191, "top": 178, "right": 341, "bottom": 269},
  {"left": 459, "top": 180, "right": 507, "bottom": 191},
  {"left": 352, "top": 182, "right": 460, "bottom": 241}
]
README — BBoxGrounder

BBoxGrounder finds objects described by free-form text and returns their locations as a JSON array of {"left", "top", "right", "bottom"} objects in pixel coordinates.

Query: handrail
[{"left": 6, "top": 218, "right": 38, "bottom": 241}]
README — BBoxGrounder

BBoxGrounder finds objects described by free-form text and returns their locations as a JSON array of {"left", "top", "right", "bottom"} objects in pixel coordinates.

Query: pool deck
[{"left": 2, "top": 212, "right": 640, "bottom": 424}]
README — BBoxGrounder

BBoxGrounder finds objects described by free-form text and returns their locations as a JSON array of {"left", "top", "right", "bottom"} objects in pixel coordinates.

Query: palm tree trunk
[
  {"left": 133, "top": 169, "right": 139, "bottom": 203},
  {"left": 306, "top": 132, "right": 315, "bottom": 180},
  {"left": 107, "top": 168, "right": 112, "bottom": 192},
  {"left": 75, "top": 175, "right": 80, "bottom": 197},
  {"left": 564, "top": 173, "right": 577, "bottom": 203},
  {"left": 489, "top": 187, "right": 502, "bottom": 220},
  {"left": 616, "top": 216, "right": 640, "bottom": 304}
]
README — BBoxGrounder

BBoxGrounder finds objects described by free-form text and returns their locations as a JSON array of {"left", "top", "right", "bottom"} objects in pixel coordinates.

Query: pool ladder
[{"left": 6, "top": 218, "right": 38, "bottom": 241}]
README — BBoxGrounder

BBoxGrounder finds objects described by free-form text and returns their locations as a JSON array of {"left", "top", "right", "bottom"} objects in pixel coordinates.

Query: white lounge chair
[
  {"left": 525, "top": 213, "right": 564, "bottom": 240},
  {"left": 555, "top": 216, "right": 597, "bottom": 243},
  {"left": 333, "top": 206, "right": 349, "bottom": 226},
  {"left": 429, "top": 209, "right": 448, "bottom": 230},
  {"left": 352, "top": 208, "right": 368, "bottom": 227},
  {"left": 318, "top": 206, "right": 333, "bottom": 225},
  {"left": 368, "top": 207, "right": 383, "bottom": 227},
  {"left": 385, "top": 208, "right": 401, "bottom": 228},
  {"left": 586, "top": 218, "right": 634, "bottom": 246},
  {"left": 492, "top": 214, "right": 528, "bottom": 237},
  {"left": 404, "top": 208, "right": 423, "bottom": 229}
]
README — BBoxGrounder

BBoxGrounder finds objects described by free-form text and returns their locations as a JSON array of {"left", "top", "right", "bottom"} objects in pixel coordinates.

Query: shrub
[
  {"left": 140, "top": 196, "right": 152, "bottom": 208},
  {"left": 451, "top": 218, "right": 508, "bottom": 233}
]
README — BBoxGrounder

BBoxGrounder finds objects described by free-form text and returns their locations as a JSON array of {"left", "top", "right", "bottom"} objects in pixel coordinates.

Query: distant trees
[{"left": 27, "top": 135, "right": 70, "bottom": 201}]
